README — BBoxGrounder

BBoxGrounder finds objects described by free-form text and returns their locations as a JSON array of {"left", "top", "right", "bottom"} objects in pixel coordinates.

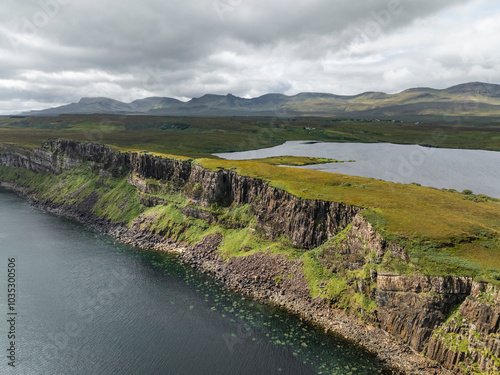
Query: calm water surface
[
  {"left": 0, "top": 188, "right": 390, "bottom": 375},
  {"left": 214, "top": 141, "right": 500, "bottom": 198}
]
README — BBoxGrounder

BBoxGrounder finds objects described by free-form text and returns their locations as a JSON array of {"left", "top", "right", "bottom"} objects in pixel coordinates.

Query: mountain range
[{"left": 19, "top": 82, "right": 500, "bottom": 118}]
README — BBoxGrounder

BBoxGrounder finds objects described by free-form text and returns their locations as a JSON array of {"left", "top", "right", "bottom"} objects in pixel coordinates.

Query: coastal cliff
[
  {"left": 1, "top": 139, "right": 499, "bottom": 374},
  {"left": 1, "top": 139, "right": 359, "bottom": 249}
]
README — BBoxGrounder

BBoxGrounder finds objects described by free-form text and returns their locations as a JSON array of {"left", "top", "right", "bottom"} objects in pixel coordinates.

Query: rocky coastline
[
  {"left": 1, "top": 140, "right": 499, "bottom": 374},
  {"left": 0, "top": 180, "right": 450, "bottom": 375}
]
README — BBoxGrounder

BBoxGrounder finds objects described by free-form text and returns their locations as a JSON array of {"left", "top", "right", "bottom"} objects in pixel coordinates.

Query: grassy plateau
[{"left": 0, "top": 114, "right": 499, "bottom": 304}]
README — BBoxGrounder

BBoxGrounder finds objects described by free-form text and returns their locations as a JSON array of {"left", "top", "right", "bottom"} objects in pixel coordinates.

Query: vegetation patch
[
  {"left": 432, "top": 309, "right": 469, "bottom": 354},
  {"left": 2, "top": 114, "right": 500, "bottom": 159},
  {"left": 241, "top": 155, "right": 345, "bottom": 166},
  {"left": 198, "top": 158, "right": 500, "bottom": 278},
  {"left": 299, "top": 229, "right": 378, "bottom": 319}
]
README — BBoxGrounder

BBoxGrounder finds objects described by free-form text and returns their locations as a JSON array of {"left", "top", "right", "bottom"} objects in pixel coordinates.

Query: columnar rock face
[
  {"left": 183, "top": 165, "right": 361, "bottom": 248},
  {"left": 344, "top": 213, "right": 408, "bottom": 261},
  {"left": 375, "top": 275, "right": 500, "bottom": 373},
  {"left": 129, "top": 152, "right": 192, "bottom": 186},
  {"left": 2, "top": 139, "right": 499, "bottom": 374},
  {"left": 376, "top": 275, "right": 473, "bottom": 352},
  {"left": 425, "top": 282, "right": 500, "bottom": 374},
  {"left": 0, "top": 144, "right": 78, "bottom": 173},
  {"left": 1, "top": 140, "right": 360, "bottom": 249}
]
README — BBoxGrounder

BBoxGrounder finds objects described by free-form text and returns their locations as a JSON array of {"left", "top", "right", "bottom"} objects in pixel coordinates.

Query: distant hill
[{"left": 20, "top": 82, "right": 500, "bottom": 118}]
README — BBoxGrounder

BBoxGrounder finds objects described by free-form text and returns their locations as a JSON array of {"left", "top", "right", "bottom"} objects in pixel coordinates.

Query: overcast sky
[{"left": 0, "top": 0, "right": 498, "bottom": 114}]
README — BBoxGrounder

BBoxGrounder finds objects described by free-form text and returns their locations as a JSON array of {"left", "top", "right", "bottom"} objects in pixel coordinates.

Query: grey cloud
[{"left": 0, "top": 0, "right": 497, "bottom": 114}]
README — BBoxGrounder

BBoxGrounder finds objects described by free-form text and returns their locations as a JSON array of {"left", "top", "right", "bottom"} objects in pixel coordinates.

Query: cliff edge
[{"left": 1, "top": 139, "right": 499, "bottom": 374}]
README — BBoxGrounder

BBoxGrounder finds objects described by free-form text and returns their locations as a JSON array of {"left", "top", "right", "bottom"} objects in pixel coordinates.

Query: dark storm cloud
[{"left": 0, "top": 0, "right": 498, "bottom": 113}]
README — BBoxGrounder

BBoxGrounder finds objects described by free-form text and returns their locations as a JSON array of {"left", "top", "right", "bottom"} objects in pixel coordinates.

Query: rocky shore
[
  {"left": 2, "top": 140, "right": 499, "bottom": 374},
  {"left": 1, "top": 181, "right": 452, "bottom": 375}
]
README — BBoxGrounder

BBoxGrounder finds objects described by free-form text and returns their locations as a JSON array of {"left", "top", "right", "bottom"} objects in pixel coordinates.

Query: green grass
[
  {"left": 242, "top": 155, "right": 345, "bottom": 166},
  {"left": 0, "top": 163, "right": 146, "bottom": 225},
  {"left": 2, "top": 114, "right": 500, "bottom": 159},
  {"left": 297, "top": 226, "right": 380, "bottom": 318},
  {"left": 215, "top": 203, "right": 255, "bottom": 228},
  {"left": 197, "top": 158, "right": 500, "bottom": 278},
  {"left": 431, "top": 308, "right": 469, "bottom": 353},
  {"left": 2, "top": 135, "right": 499, "bottom": 280},
  {"left": 142, "top": 203, "right": 210, "bottom": 242},
  {"left": 301, "top": 246, "right": 377, "bottom": 318},
  {"left": 1, "top": 115, "right": 500, "bottom": 280},
  {"left": 302, "top": 249, "right": 332, "bottom": 298},
  {"left": 93, "top": 176, "right": 144, "bottom": 224}
]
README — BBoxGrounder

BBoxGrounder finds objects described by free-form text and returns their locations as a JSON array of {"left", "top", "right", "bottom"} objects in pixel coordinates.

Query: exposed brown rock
[{"left": 2, "top": 139, "right": 499, "bottom": 375}]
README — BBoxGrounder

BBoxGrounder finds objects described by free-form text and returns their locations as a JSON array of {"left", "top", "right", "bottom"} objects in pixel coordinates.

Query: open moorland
[{"left": 1, "top": 114, "right": 500, "bottom": 158}]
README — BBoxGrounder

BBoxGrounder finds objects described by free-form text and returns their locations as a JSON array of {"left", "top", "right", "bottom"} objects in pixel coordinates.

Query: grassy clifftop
[
  {"left": 1, "top": 139, "right": 498, "bottom": 282},
  {"left": 197, "top": 158, "right": 500, "bottom": 279},
  {"left": 0, "top": 113, "right": 499, "bottom": 280}
]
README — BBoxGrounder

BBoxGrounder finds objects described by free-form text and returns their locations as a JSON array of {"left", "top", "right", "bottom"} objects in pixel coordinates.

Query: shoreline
[{"left": 0, "top": 181, "right": 451, "bottom": 375}]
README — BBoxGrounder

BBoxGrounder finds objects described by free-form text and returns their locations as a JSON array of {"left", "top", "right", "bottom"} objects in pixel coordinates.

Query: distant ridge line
[{"left": 19, "top": 82, "right": 500, "bottom": 117}]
